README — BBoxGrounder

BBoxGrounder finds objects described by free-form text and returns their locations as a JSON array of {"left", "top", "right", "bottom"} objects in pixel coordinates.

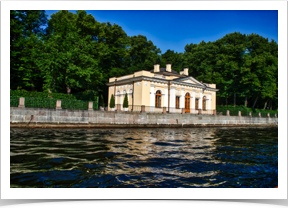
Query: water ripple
[{"left": 10, "top": 127, "right": 278, "bottom": 188}]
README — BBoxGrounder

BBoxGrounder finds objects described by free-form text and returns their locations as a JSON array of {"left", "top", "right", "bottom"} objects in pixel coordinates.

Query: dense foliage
[
  {"left": 10, "top": 89, "right": 98, "bottom": 101},
  {"left": 216, "top": 105, "right": 278, "bottom": 117},
  {"left": 11, "top": 10, "right": 278, "bottom": 110}
]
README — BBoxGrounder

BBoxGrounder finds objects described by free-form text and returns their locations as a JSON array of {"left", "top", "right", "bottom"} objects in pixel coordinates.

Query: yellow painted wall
[
  {"left": 133, "top": 81, "right": 142, "bottom": 106},
  {"left": 142, "top": 81, "right": 151, "bottom": 106},
  {"left": 107, "top": 70, "right": 218, "bottom": 112}
]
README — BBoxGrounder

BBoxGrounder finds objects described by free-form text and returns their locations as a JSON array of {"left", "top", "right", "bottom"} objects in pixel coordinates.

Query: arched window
[
  {"left": 203, "top": 96, "right": 207, "bottom": 110},
  {"left": 155, "top": 90, "right": 161, "bottom": 107},
  {"left": 185, "top": 93, "right": 191, "bottom": 113}
]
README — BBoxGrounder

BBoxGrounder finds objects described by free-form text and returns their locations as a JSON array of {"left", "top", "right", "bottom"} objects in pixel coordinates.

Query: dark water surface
[{"left": 10, "top": 127, "right": 278, "bottom": 188}]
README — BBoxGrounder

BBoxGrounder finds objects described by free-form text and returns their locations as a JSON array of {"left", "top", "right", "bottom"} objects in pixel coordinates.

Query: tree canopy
[{"left": 10, "top": 10, "right": 278, "bottom": 109}]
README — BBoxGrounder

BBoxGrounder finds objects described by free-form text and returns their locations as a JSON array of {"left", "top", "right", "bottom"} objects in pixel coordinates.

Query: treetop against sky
[{"left": 45, "top": 10, "right": 278, "bottom": 53}]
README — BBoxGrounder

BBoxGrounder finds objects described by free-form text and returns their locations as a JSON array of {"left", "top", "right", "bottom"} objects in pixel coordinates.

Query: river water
[{"left": 10, "top": 127, "right": 278, "bottom": 188}]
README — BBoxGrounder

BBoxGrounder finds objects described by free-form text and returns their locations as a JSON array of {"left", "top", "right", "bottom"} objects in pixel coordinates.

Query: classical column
[
  {"left": 128, "top": 93, "right": 132, "bottom": 106},
  {"left": 120, "top": 94, "right": 123, "bottom": 110},
  {"left": 192, "top": 90, "right": 195, "bottom": 113},
  {"left": 150, "top": 85, "right": 155, "bottom": 111},
  {"left": 164, "top": 87, "right": 168, "bottom": 107},
  {"left": 170, "top": 87, "right": 176, "bottom": 108},
  {"left": 180, "top": 88, "right": 185, "bottom": 109},
  {"left": 199, "top": 91, "right": 203, "bottom": 109},
  {"left": 208, "top": 93, "right": 211, "bottom": 114}
]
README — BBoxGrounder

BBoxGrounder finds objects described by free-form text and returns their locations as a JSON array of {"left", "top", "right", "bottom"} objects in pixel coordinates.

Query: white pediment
[
  {"left": 182, "top": 79, "right": 197, "bottom": 84},
  {"left": 176, "top": 76, "right": 204, "bottom": 86}
]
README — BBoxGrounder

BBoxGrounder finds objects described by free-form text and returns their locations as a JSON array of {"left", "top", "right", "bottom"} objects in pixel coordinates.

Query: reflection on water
[{"left": 10, "top": 127, "right": 278, "bottom": 188}]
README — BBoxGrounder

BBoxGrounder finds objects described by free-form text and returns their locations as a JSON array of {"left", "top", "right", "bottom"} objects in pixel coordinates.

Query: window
[
  {"left": 176, "top": 96, "right": 180, "bottom": 109},
  {"left": 203, "top": 96, "right": 207, "bottom": 110},
  {"left": 185, "top": 93, "right": 191, "bottom": 113},
  {"left": 195, "top": 98, "right": 199, "bottom": 110},
  {"left": 155, "top": 90, "right": 161, "bottom": 107}
]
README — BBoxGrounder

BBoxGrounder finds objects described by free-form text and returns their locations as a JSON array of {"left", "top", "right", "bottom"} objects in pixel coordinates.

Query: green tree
[
  {"left": 109, "top": 94, "right": 115, "bottom": 108},
  {"left": 240, "top": 34, "right": 278, "bottom": 109},
  {"left": 123, "top": 93, "right": 128, "bottom": 108},
  {"left": 160, "top": 49, "right": 184, "bottom": 73},
  {"left": 183, "top": 32, "right": 277, "bottom": 109},
  {"left": 127, "top": 35, "right": 161, "bottom": 73},
  {"left": 10, "top": 10, "right": 47, "bottom": 91},
  {"left": 35, "top": 10, "right": 102, "bottom": 94}
]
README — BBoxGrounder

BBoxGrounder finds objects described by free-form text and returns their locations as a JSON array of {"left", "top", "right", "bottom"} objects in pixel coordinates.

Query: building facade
[{"left": 106, "top": 63, "right": 219, "bottom": 114}]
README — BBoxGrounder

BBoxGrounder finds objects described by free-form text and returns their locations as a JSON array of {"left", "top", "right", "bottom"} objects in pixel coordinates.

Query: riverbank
[
  {"left": 10, "top": 123, "right": 278, "bottom": 128},
  {"left": 10, "top": 107, "right": 278, "bottom": 128}
]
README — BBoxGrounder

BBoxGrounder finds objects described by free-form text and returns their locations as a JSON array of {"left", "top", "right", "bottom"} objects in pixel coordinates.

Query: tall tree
[
  {"left": 127, "top": 35, "right": 161, "bottom": 73},
  {"left": 240, "top": 34, "right": 278, "bottom": 108},
  {"left": 35, "top": 10, "right": 102, "bottom": 94},
  {"left": 10, "top": 10, "right": 47, "bottom": 91},
  {"left": 182, "top": 32, "right": 277, "bottom": 109},
  {"left": 160, "top": 50, "right": 184, "bottom": 73}
]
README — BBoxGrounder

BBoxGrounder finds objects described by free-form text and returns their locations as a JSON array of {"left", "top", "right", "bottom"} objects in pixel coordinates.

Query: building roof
[
  {"left": 150, "top": 68, "right": 178, "bottom": 75},
  {"left": 150, "top": 68, "right": 187, "bottom": 77}
]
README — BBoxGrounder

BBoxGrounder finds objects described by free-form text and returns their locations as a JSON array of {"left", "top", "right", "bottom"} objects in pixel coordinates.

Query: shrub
[
  {"left": 109, "top": 94, "right": 115, "bottom": 108},
  {"left": 10, "top": 89, "right": 99, "bottom": 110},
  {"left": 100, "top": 94, "right": 105, "bottom": 107},
  {"left": 24, "top": 97, "right": 57, "bottom": 109},
  {"left": 61, "top": 100, "right": 89, "bottom": 110},
  {"left": 123, "top": 93, "right": 128, "bottom": 108},
  {"left": 216, "top": 105, "right": 278, "bottom": 117},
  {"left": 10, "top": 89, "right": 99, "bottom": 101}
]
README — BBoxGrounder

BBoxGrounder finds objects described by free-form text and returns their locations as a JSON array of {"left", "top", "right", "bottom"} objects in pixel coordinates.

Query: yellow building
[{"left": 106, "top": 63, "right": 219, "bottom": 114}]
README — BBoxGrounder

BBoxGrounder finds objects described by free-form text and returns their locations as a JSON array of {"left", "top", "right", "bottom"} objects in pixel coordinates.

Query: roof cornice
[{"left": 106, "top": 76, "right": 219, "bottom": 91}]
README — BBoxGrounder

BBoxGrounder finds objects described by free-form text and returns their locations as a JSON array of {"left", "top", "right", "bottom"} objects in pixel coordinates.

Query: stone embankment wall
[{"left": 10, "top": 107, "right": 278, "bottom": 128}]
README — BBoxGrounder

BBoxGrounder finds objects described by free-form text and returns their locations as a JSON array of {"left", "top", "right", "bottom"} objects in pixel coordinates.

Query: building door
[
  {"left": 185, "top": 93, "right": 190, "bottom": 113},
  {"left": 155, "top": 90, "right": 161, "bottom": 108}
]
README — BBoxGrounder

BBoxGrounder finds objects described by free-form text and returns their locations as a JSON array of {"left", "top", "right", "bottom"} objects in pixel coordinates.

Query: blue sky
[
  {"left": 45, "top": 10, "right": 278, "bottom": 54},
  {"left": 50, "top": 9, "right": 278, "bottom": 53}
]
